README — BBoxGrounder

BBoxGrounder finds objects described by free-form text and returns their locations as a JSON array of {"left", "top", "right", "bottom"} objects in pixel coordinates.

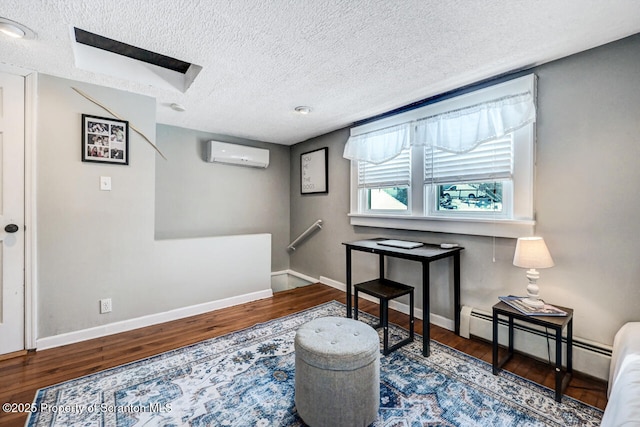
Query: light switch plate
[{"left": 100, "top": 176, "right": 111, "bottom": 191}]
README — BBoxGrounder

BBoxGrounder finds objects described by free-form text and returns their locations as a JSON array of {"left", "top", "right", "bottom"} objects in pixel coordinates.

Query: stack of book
[{"left": 498, "top": 296, "right": 567, "bottom": 316}]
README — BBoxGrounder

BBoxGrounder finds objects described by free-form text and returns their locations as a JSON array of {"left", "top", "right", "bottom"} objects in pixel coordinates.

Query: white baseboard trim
[
  {"left": 271, "top": 269, "right": 317, "bottom": 284},
  {"left": 271, "top": 270, "right": 317, "bottom": 292},
  {"left": 318, "top": 275, "right": 344, "bottom": 291},
  {"left": 36, "top": 289, "right": 273, "bottom": 351},
  {"left": 318, "top": 276, "right": 454, "bottom": 331}
]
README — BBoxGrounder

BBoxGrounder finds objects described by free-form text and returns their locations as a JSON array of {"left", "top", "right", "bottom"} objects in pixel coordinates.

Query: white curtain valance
[
  {"left": 342, "top": 123, "right": 410, "bottom": 165},
  {"left": 343, "top": 91, "right": 536, "bottom": 164},
  {"left": 414, "top": 92, "right": 535, "bottom": 153}
]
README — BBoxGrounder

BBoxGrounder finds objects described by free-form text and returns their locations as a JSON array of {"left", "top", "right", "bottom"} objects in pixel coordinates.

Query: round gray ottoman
[{"left": 294, "top": 316, "right": 380, "bottom": 427}]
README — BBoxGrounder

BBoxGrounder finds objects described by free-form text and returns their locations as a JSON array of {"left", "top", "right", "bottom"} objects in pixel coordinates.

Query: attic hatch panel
[{"left": 71, "top": 27, "right": 202, "bottom": 93}]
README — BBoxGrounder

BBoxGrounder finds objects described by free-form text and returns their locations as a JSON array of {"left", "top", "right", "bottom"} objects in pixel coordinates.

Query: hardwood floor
[{"left": 0, "top": 283, "right": 607, "bottom": 426}]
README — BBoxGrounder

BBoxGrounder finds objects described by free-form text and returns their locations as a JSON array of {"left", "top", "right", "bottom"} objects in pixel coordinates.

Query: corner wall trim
[
  {"left": 271, "top": 269, "right": 317, "bottom": 284},
  {"left": 25, "top": 71, "right": 39, "bottom": 350},
  {"left": 35, "top": 289, "right": 273, "bottom": 351}
]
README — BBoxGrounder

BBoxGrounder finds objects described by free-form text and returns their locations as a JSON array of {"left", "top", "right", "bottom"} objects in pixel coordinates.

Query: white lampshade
[{"left": 513, "top": 237, "right": 554, "bottom": 269}]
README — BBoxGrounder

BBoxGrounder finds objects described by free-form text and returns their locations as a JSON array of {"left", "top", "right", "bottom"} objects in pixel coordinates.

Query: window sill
[{"left": 348, "top": 213, "right": 535, "bottom": 238}]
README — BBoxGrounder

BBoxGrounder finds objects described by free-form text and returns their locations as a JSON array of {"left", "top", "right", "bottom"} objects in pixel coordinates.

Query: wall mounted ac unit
[{"left": 206, "top": 141, "right": 269, "bottom": 168}]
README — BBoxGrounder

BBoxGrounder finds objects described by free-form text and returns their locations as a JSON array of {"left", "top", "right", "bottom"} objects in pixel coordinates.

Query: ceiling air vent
[{"left": 71, "top": 27, "right": 202, "bottom": 93}]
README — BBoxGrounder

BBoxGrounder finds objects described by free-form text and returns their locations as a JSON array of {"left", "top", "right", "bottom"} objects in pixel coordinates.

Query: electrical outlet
[{"left": 100, "top": 298, "right": 112, "bottom": 314}]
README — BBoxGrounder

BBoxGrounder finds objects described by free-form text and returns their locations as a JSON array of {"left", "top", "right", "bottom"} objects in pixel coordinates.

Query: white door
[{"left": 0, "top": 71, "right": 25, "bottom": 355}]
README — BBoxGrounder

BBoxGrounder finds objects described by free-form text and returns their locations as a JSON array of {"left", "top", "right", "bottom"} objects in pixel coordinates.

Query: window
[
  {"left": 425, "top": 136, "right": 512, "bottom": 217},
  {"left": 345, "top": 74, "right": 536, "bottom": 237},
  {"left": 358, "top": 148, "right": 410, "bottom": 212},
  {"left": 436, "top": 182, "right": 504, "bottom": 212}
]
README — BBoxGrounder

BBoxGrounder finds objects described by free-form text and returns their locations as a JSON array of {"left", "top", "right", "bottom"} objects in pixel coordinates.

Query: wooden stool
[{"left": 354, "top": 279, "right": 414, "bottom": 355}]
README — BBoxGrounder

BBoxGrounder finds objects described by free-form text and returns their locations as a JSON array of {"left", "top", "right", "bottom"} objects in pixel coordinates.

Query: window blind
[
  {"left": 424, "top": 136, "right": 513, "bottom": 184},
  {"left": 358, "top": 149, "right": 411, "bottom": 188}
]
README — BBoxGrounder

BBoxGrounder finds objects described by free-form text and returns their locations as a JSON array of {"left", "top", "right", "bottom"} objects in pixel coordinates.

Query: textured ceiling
[{"left": 2, "top": 1, "right": 640, "bottom": 145}]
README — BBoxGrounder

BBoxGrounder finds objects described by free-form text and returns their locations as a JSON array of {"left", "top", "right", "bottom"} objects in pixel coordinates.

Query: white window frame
[
  {"left": 348, "top": 74, "right": 536, "bottom": 238},
  {"left": 424, "top": 135, "right": 514, "bottom": 220},
  {"left": 358, "top": 148, "right": 412, "bottom": 215}
]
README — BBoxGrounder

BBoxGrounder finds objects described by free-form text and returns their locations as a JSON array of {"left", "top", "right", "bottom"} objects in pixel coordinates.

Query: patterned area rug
[{"left": 27, "top": 301, "right": 602, "bottom": 426}]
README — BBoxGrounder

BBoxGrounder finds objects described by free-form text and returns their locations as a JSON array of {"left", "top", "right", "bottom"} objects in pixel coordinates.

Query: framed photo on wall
[
  {"left": 81, "top": 114, "right": 129, "bottom": 165},
  {"left": 301, "top": 147, "right": 328, "bottom": 194}
]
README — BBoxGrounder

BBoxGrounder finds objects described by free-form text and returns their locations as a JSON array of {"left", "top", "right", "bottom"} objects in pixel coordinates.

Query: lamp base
[
  {"left": 521, "top": 297, "right": 544, "bottom": 309},
  {"left": 523, "top": 268, "right": 545, "bottom": 309}
]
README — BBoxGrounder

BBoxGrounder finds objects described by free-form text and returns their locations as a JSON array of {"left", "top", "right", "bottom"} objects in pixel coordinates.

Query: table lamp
[{"left": 513, "top": 237, "right": 554, "bottom": 308}]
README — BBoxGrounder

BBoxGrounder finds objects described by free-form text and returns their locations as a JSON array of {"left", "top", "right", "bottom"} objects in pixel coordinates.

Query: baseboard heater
[
  {"left": 463, "top": 305, "right": 612, "bottom": 380},
  {"left": 469, "top": 309, "right": 611, "bottom": 358}
]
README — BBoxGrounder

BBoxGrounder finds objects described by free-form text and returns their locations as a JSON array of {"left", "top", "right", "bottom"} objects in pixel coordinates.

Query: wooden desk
[{"left": 343, "top": 238, "right": 464, "bottom": 357}]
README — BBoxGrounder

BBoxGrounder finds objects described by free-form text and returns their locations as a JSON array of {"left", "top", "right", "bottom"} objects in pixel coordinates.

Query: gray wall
[
  {"left": 290, "top": 34, "right": 640, "bottom": 347},
  {"left": 36, "top": 75, "right": 274, "bottom": 338},
  {"left": 34, "top": 33, "right": 640, "bottom": 350},
  {"left": 37, "top": 75, "right": 156, "bottom": 337},
  {"left": 154, "top": 125, "right": 290, "bottom": 271}
]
